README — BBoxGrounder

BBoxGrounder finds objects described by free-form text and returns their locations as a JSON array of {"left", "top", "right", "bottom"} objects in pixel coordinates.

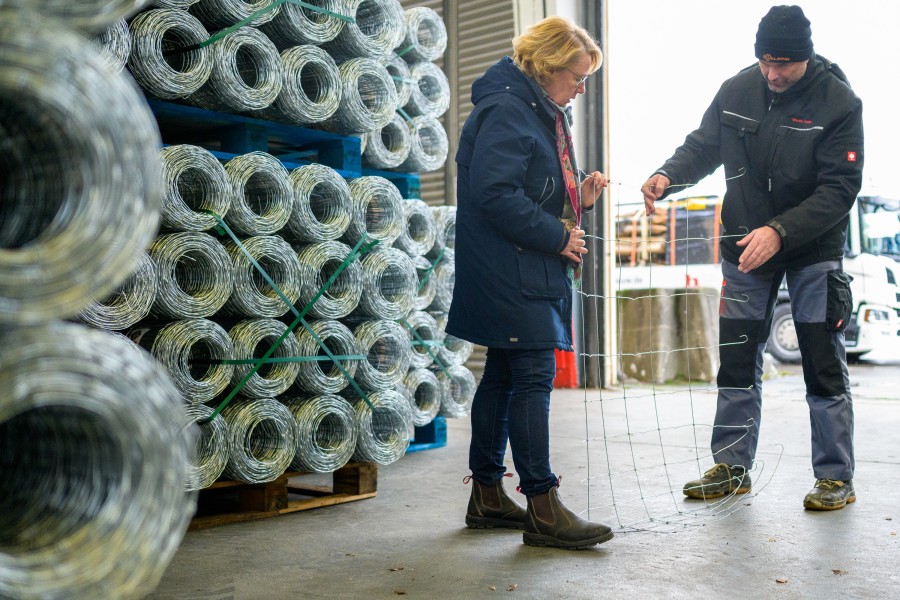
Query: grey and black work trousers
[{"left": 712, "top": 259, "right": 855, "bottom": 481}]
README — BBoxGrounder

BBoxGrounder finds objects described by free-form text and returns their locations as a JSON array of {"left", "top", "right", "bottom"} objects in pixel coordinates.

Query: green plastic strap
[
  {"left": 396, "top": 106, "right": 414, "bottom": 123},
  {"left": 417, "top": 247, "right": 445, "bottom": 291},
  {"left": 410, "top": 340, "right": 444, "bottom": 347},
  {"left": 396, "top": 43, "right": 416, "bottom": 57},
  {"left": 391, "top": 76, "right": 418, "bottom": 84},
  {"left": 402, "top": 319, "right": 450, "bottom": 379}
]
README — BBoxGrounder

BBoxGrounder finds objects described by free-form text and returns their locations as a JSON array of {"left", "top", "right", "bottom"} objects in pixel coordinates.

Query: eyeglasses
[{"left": 565, "top": 68, "right": 590, "bottom": 86}]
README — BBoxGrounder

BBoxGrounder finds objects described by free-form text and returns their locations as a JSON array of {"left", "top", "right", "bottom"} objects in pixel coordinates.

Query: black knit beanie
[{"left": 754, "top": 5, "right": 814, "bottom": 62}]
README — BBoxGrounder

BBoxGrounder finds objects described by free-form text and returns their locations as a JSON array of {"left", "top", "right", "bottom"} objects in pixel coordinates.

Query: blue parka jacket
[{"left": 446, "top": 57, "right": 574, "bottom": 350}]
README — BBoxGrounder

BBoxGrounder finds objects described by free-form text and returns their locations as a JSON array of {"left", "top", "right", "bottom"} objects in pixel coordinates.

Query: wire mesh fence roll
[
  {"left": 286, "top": 163, "right": 353, "bottom": 242},
  {"left": 259, "top": 0, "right": 347, "bottom": 47},
  {"left": 190, "top": 0, "right": 281, "bottom": 28},
  {"left": 435, "top": 364, "right": 476, "bottom": 419},
  {"left": 180, "top": 403, "right": 230, "bottom": 491},
  {"left": 159, "top": 144, "right": 231, "bottom": 232},
  {"left": 149, "top": 0, "right": 200, "bottom": 7},
  {"left": 257, "top": 45, "right": 341, "bottom": 125},
  {"left": 345, "top": 388, "right": 412, "bottom": 465},
  {"left": 397, "top": 6, "right": 447, "bottom": 63},
  {"left": 427, "top": 205, "right": 456, "bottom": 259},
  {"left": 74, "top": 251, "right": 158, "bottom": 331},
  {"left": 402, "top": 367, "right": 441, "bottom": 427},
  {"left": 320, "top": 57, "right": 397, "bottom": 134},
  {"left": 403, "top": 310, "right": 440, "bottom": 369},
  {"left": 394, "top": 198, "right": 436, "bottom": 257},
  {"left": 221, "top": 234, "right": 303, "bottom": 318},
  {"left": 293, "top": 319, "right": 361, "bottom": 394},
  {"left": 7, "top": 0, "right": 152, "bottom": 32},
  {"left": 380, "top": 53, "right": 412, "bottom": 109},
  {"left": 410, "top": 255, "right": 437, "bottom": 311},
  {"left": 149, "top": 231, "right": 235, "bottom": 318},
  {"left": 281, "top": 394, "right": 358, "bottom": 473},
  {"left": 363, "top": 113, "right": 411, "bottom": 169},
  {"left": 323, "top": 0, "right": 405, "bottom": 61},
  {"left": 228, "top": 318, "right": 302, "bottom": 398},
  {"left": 356, "top": 245, "right": 417, "bottom": 320},
  {"left": 128, "top": 9, "right": 213, "bottom": 99},
  {"left": 432, "top": 312, "right": 474, "bottom": 367},
  {"left": 398, "top": 114, "right": 448, "bottom": 173},
  {"left": 0, "top": 322, "right": 195, "bottom": 599},
  {"left": 0, "top": 11, "right": 163, "bottom": 326},
  {"left": 223, "top": 152, "right": 294, "bottom": 236},
  {"left": 221, "top": 398, "right": 297, "bottom": 484},
  {"left": 91, "top": 18, "right": 132, "bottom": 73},
  {"left": 426, "top": 257, "right": 454, "bottom": 313},
  {"left": 186, "top": 27, "right": 284, "bottom": 113},
  {"left": 342, "top": 176, "right": 405, "bottom": 246},
  {"left": 295, "top": 240, "right": 363, "bottom": 319},
  {"left": 128, "top": 318, "right": 235, "bottom": 403},
  {"left": 352, "top": 319, "right": 410, "bottom": 390},
  {"left": 403, "top": 61, "right": 450, "bottom": 118}
]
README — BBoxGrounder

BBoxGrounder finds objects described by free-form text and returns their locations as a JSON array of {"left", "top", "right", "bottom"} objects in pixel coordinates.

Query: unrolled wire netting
[
  {"left": 149, "top": 231, "right": 235, "bottom": 318},
  {"left": 352, "top": 319, "right": 411, "bottom": 390},
  {"left": 286, "top": 163, "right": 353, "bottom": 242},
  {"left": 432, "top": 312, "right": 474, "bottom": 367},
  {"left": 347, "top": 388, "right": 412, "bottom": 465},
  {"left": 426, "top": 257, "right": 454, "bottom": 313},
  {"left": 436, "top": 364, "right": 476, "bottom": 419},
  {"left": 411, "top": 255, "right": 437, "bottom": 311},
  {"left": 363, "top": 113, "right": 411, "bottom": 169},
  {"left": 0, "top": 322, "right": 195, "bottom": 599},
  {"left": 356, "top": 245, "right": 417, "bottom": 320},
  {"left": 281, "top": 394, "right": 358, "bottom": 473},
  {"left": 190, "top": 0, "right": 281, "bottom": 28},
  {"left": 128, "top": 8, "right": 213, "bottom": 99},
  {"left": 257, "top": 44, "right": 341, "bottom": 125},
  {"left": 223, "top": 152, "right": 294, "bottom": 236},
  {"left": 397, "top": 6, "right": 447, "bottom": 63},
  {"left": 295, "top": 240, "right": 363, "bottom": 319},
  {"left": 403, "top": 61, "right": 450, "bottom": 118},
  {"left": 403, "top": 367, "right": 441, "bottom": 427},
  {"left": 0, "top": 10, "right": 162, "bottom": 325},
  {"left": 380, "top": 53, "right": 412, "bottom": 109},
  {"left": 187, "top": 26, "right": 284, "bottom": 113},
  {"left": 428, "top": 205, "right": 456, "bottom": 259},
  {"left": 221, "top": 234, "right": 303, "bottom": 318},
  {"left": 128, "top": 318, "right": 235, "bottom": 403},
  {"left": 319, "top": 57, "right": 397, "bottom": 134},
  {"left": 221, "top": 398, "right": 297, "bottom": 484},
  {"left": 394, "top": 198, "right": 436, "bottom": 256},
  {"left": 10, "top": 0, "right": 152, "bottom": 32},
  {"left": 404, "top": 310, "right": 440, "bottom": 369},
  {"left": 228, "top": 318, "right": 302, "bottom": 398},
  {"left": 398, "top": 114, "right": 448, "bottom": 173},
  {"left": 91, "top": 18, "right": 132, "bottom": 73},
  {"left": 74, "top": 251, "right": 158, "bottom": 331},
  {"left": 260, "top": 0, "right": 348, "bottom": 47},
  {"left": 293, "top": 319, "right": 361, "bottom": 395},
  {"left": 180, "top": 403, "right": 230, "bottom": 491},
  {"left": 323, "top": 0, "right": 405, "bottom": 61},
  {"left": 342, "top": 176, "right": 405, "bottom": 246},
  {"left": 159, "top": 144, "right": 231, "bottom": 232}
]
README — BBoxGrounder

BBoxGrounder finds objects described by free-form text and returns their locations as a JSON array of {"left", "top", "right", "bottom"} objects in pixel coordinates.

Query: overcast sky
[{"left": 605, "top": 1, "right": 898, "bottom": 209}]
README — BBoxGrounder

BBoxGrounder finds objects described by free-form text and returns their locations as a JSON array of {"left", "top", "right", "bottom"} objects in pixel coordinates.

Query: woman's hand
[
  {"left": 561, "top": 227, "right": 588, "bottom": 263},
  {"left": 580, "top": 171, "right": 608, "bottom": 210}
]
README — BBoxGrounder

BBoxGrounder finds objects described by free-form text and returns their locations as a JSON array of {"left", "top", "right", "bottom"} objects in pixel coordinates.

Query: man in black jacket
[{"left": 642, "top": 5, "right": 863, "bottom": 511}]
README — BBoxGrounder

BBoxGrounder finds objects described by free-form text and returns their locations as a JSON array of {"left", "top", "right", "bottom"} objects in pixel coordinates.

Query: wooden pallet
[{"left": 189, "top": 462, "right": 377, "bottom": 530}]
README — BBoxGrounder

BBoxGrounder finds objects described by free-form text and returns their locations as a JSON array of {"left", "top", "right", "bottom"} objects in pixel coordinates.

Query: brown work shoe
[
  {"left": 683, "top": 464, "right": 752, "bottom": 499},
  {"left": 523, "top": 486, "right": 613, "bottom": 550},
  {"left": 803, "top": 479, "right": 855, "bottom": 511},
  {"left": 464, "top": 475, "right": 527, "bottom": 529}
]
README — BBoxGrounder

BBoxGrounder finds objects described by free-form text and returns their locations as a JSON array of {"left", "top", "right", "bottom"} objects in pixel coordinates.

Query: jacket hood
[{"left": 471, "top": 57, "right": 557, "bottom": 120}]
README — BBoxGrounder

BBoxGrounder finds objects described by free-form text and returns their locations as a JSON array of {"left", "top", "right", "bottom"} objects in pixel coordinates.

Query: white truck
[{"left": 615, "top": 195, "right": 900, "bottom": 363}]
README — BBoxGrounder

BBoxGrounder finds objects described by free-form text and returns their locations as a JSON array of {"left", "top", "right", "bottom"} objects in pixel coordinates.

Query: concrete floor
[{"left": 148, "top": 360, "right": 899, "bottom": 600}]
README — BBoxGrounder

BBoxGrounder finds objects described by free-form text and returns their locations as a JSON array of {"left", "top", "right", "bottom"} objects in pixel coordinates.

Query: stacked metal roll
[
  {"left": 320, "top": 57, "right": 397, "bottom": 134},
  {"left": 282, "top": 394, "right": 358, "bottom": 473},
  {"left": 410, "top": 255, "right": 438, "bottom": 311},
  {"left": 293, "top": 319, "right": 361, "bottom": 394},
  {"left": 149, "top": 232, "right": 235, "bottom": 318},
  {"left": 287, "top": 163, "right": 354, "bottom": 242},
  {"left": 402, "top": 367, "right": 442, "bottom": 427},
  {"left": 432, "top": 313, "right": 475, "bottom": 368},
  {"left": 261, "top": 45, "right": 342, "bottom": 126},
  {"left": 393, "top": 198, "right": 436, "bottom": 256},
  {"left": 356, "top": 245, "right": 417, "bottom": 320},
  {"left": 181, "top": 403, "right": 230, "bottom": 491},
  {"left": 190, "top": 0, "right": 281, "bottom": 28},
  {"left": 159, "top": 144, "right": 231, "bottom": 232},
  {"left": 221, "top": 398, "right": 297, "bottom": 483},
  {"left": 428, "top": 205, "right": 457, "bottom": 260},
  {"left": 91, "top": 18, "right": 132, "bottom": 73},
  {"left": 426, "top": 256, "right": 455, "bottom": 313},
  {"left": 295, "top": 240, "right": 363, "bottom": 319},
  {"left": 403, "top": 61, "right": 450, "bottom": 118},
  {"left": 223, "top": 152, "right": 294, "bottom": 236},
  {"left": 380, "top": 53, "right": 413, "bottom": 109},
  {"left": 436, "top": 364, "right": 477, "bottom": 419},
  {"left": 399, "top": 114, "right": 449, "bottom": 173},
  {"left": 323, "top": 0, "right": 405, "bottom": 61},
  {"left": 260, "top": 0, "right": 348, "bottom": 48},
  {"left": 346, "top": 388, "right": 412, "bottom": 465},
  {"left": 221, "top": 235, "right": 304, "bottom": 318},
  {"left": 398, "top": 7, "right": 447, "bottom": 63},
  {"left": 351, "top": 319, "right": 411, "bottom": 391},
  {"left": 74, "top": 251, "right": 159, "bottom": 331},
  {"left": 404, "top": 311, "right": 441, "bottom": 369},
  {"left": 342, "top": 176, "right": 405, "bottom": 246},
  {"left": 228, "top": 319, "right": 302, "bottom": 398},
  {"left": 364, "top": 113, "right": 412, "bottom": 170}
]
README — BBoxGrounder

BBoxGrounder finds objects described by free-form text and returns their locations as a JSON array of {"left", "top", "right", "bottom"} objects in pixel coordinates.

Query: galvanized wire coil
[
  {"left": 398, "top": 6, "right": 447, "bottom": 63},
  {"left": 286, "top": 163, "right": 353, "bottom": 242},
  {"left": 343, "top": 175, "right": 404, "bottom": 246},
  {"left": 398, "top": 114, "right": 448, "bottom": 173},
  {"left": 380, "top": 53, "right": 412, "bottom": 108},
  {"left": 324, "top": 0, "right": 405, "bottom": 60},
  {"left": 411, "top": 255, "right": 437, "bottom": 311},
  {"left": 319, "top": 57, "right": 397, "bottom": 134},
  {"left": 149, "top": 0, "right": 199, "bottom": 7},
  {"left": 295, "top": 240, "right": 363, "bottom": 319},
  {"left": 187, "top": 26, "right": 284, "bottom": 113},
  {"left": 403, "top": 61, "right": 450, "bottom": 118},
  {"left": 159, "top": 144, "right": 231, "bottom": 232},
  {"left": 394, "top": 198, "right": 436, "bottom": 256},
  {"left": 346, "top": 388, "right": 412, "bottom": 465},
  {"left": 228, "top": 318, "right": 302, "bottom": 398},
  {"left": 432, "top": 312, "right": 475, "bottom": 367},
  {"left": 221, "top": 234, "right": 303, "bottom": 318},
  {"left": 363, "top": 113, "right": 411, "bottom": 169},
  {"left": 221, "top": 398, "right": 297, "bottom": 484},
  {"left": 74, "top": 251, "right": 158, "bottom": 331},
  {"left": 9, "top": 0, "right": 152, "bottom": 32},
  {"left": 223, "top": 151, "right": 294, "bottom": 236},
  {"left": 128, "top": 8, "right": 213, "bottom": 99},
  {"left": 403, "top": 367, "right": 441, "bottom": 427},
  {"left": 91, "top": 18, "right": 132, "bottom": 73},
  {"left": 0, "top": 322, "right": 195, "bottom": 599},
  {"left": 128, "top": 318, "right": 234, "bottom": 403},
  {"left": 258, "top": 45, "right": 341, "bottom": 125},
  {"left": 351, "top": 319, "right": 410, "bottom": 390},
  {"left": 426, "top": 257, "right": 454, "bottom": 313},
  {"left": 436, "top": 364, "right": 476, "bottom": 419},
  {"left": 190, "top": 0, "right": 281, "bottom": 28},
  {"left": 281, "top": 394, "right": 358, "bottom": 473},
  {"left": 356, "top": 245, "right": 417, "bottom": 320},
  {"left": 259, "top": 0, "right": 347, "bottom": 47},
  {"left": 293, "top": 319, "right": 360, "bottom": 394},
  {"left": 428, "top": 205, "right": 456, "bottom": 259},
  {"left": 149, "top": 232, "right": 235, "bottom": 318},
  {"left": 404, "top": 310, "right": 440, "bottom": 369},
  {"left": 0, "top": 10, "right": 162, "bottom": 325},
  {"left": 180, "top": 403, "right": 230, "bottom": 491}
]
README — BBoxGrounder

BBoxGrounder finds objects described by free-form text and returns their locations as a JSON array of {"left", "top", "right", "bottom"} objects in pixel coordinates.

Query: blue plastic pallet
[{"left": 407, "top": 416, "right": 447, "bottom": 453}]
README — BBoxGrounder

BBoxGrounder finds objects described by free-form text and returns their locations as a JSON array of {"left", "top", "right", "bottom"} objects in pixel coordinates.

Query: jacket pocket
[
  {"left": 825, "top": 269, "right": 853, "bottom": 332},
  {"left": 516, "top": 247, "right": 568, "bottom": 300}
]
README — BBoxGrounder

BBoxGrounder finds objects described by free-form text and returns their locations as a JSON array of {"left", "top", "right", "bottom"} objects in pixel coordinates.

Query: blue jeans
[{"left": 468, "top": 347, "right": 559, "bottom": 497}]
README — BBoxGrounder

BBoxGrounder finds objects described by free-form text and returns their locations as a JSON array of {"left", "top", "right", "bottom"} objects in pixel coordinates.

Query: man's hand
[
  {"left": 736, "top": 226, "right": 782, "bottom": 272},
  {"left": 561, "top": 227, "right": 588, "bottom": 263},
  {"left": 641, "top": 174, "right": 670, "bottom": 215}
]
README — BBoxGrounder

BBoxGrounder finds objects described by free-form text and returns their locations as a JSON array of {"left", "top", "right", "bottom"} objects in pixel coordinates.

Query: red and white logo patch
[{"left": 847, "top": 151, "right": 858, "bottom": 162}]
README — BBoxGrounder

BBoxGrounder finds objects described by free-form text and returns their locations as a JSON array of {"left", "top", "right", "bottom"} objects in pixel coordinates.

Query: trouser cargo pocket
[{"left": 825, "top": 270, "right": 853, "bottom": 332}]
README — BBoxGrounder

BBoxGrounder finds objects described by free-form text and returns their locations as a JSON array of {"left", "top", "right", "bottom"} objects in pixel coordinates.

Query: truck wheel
[{"left": 767, "top": 302, "right": 801, "bottom": 364}]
